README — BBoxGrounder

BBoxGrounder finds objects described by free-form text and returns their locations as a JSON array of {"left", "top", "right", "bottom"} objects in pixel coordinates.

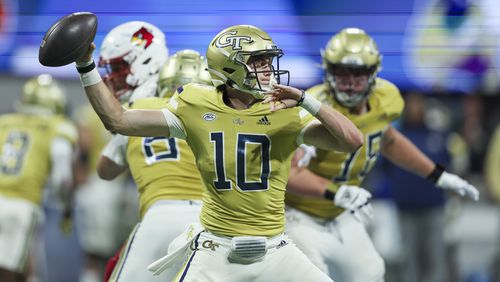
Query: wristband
[
  {"left": 300, "top": 92, "right": 322, "bottom": 116},
  {"left": 323, "top": 182, "right": 339, "bottom": 201},
  {"left": 79, "top": 66, "right": 102, "bottom": 87},
  {"left": 296, "top": 90, "right": 306, "bottom": 106},
  {"left": 76, "top": 61, "right": 96, "bottom": 74},
  {"left": 324, "top": 190, "right": 335, "bottom": 201},
  {"left": 427, "top": 164, "right": 445, "bottom": 184}
]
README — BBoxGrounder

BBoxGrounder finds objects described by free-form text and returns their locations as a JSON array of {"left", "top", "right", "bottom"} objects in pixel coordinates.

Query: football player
[
  {"left": 73, "top": 21, "right": 167, "bottom": 282},
  {"left": 74, "top": 24, "right": 363, "bottom": 281},
  {"left": 0, "top": 74, "right": 77, "bottom": 282},
  {"left": 284, "top": 28, "right": 480, "bottom": 282},
  {"left": 99, "top": 49, "right": 210, "bottom": 282}
]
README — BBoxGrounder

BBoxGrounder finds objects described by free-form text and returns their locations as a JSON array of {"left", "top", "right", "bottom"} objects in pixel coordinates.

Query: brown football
[{"left": 39, "top": 12, "right": 98, "bottom": 67}]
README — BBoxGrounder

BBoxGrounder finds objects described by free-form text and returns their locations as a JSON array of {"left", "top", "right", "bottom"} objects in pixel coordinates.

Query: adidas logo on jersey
[{"left": 257, "top": 116, "right": 271, "bottom": 125}]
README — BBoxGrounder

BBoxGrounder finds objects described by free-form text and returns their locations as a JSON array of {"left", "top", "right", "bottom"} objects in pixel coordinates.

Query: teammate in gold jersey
[
  {"left": 98, "top": 49, "right": 210, "bottom": 282},
  {"left": 0, "top": 75, "right": 77, "bottom": 282},
  {"left": 74, "top": 21, "right": 168, "bottom": 282},
  {"left": 73, "top": 24, "right": 363, "bottom": 281},
  {"left": 284, "top": 28, "right": 480, "bottom": 282}
]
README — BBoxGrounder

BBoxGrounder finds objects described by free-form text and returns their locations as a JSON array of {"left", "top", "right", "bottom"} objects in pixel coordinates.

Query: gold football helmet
[
  {"left": 322, "top": 28, "right": 381, "bottom": 107},
  {"left": 158, "top": 49, "right": 212, "bottom": 98},
  {"left": 18, "top": 74, "right": 67, "bottom": 115},
  {"left": 206, "top": 25, "right": 289, "bottom": 99}
]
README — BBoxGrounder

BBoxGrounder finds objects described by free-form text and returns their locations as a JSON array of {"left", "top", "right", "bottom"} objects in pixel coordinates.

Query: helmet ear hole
[{"left": 223, "top": 67, "right": 236, "bottom": 74}]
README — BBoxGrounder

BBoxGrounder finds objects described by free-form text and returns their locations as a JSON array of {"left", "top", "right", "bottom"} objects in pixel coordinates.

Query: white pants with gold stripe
[
  {"left": 109, "top": 200, "right": 202, "bottom": 282},
  {"left": 285, "top": 206, "right": 385, "bottom": 282},
  {"left": 172, "top": 230, "right": 333, "bottom": 282},
  {"left": 0, "top": 195, "right": 41, "bottom": 273}
]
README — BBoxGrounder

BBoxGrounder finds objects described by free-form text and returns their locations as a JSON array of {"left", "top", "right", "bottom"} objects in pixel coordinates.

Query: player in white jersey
[
  {"left": 72, "top": 24, "right": 364, "bottom": 281},
  {"left": 98, "top": 49, "right": 210, "bottom": 282},
  {"left": 284, "top": 28, "right": 480, "bottom": 282},
  {"left": 0, "top": 75, "right": 77, "bottom": 282},
  {"left": 74, "top": 21, "right": 168, "bottom": 282}
]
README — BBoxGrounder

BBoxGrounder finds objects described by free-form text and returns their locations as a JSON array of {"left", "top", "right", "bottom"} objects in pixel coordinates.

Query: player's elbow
[
  {"left": 102, "top": 111, "right": 129, "bottom": 135},
  {"left": 334, "top": 132, "right": 363, "bottom": 152},
  {"left": 97, "top": 167, "right": 115, "bottom": 180},
  {"left": 96, "top": 157, "right": 119, "bottom": 180},
  {"left": 103, "top": 121, "right": 125, "bottom": 135}
]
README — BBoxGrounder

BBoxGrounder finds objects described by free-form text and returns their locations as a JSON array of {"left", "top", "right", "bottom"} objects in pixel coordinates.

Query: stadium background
[{"left": 0, "top": 0, "right": 499, "bottom": 281}]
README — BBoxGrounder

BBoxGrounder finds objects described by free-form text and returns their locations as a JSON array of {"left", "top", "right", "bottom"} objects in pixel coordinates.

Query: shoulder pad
[
  {"left": 373, "top": 78, "right": 404, "bottom": 120},
  {"left": 129, "top": 97, "right": 166, "bottom": 110},
  {"left": 175, "top": 82, "right": 217, "bottom": 105},
  {"left": 53, "top": 117, "right": 78, "bottom": 144},
  {"left": 307, "top": 84, "right": 331, "bottom": 104}
]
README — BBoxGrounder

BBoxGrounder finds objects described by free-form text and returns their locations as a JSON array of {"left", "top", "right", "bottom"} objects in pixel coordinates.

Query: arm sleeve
[
  {"left": 50, "top": 137, "right": 74, "bottom": 191},
  {"left": 161, "top": 108, "right": 187, "bottom": 139},
  {"left": 101, "top": 134, "right": 129, "bottom": 166}
]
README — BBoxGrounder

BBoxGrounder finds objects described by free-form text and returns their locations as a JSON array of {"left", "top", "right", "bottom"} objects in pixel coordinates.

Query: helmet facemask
[
  {"left": 325, "top": 63, "right": 378, "bottom": 108},
  {"left": 231, "top": 49, "right": 289, "bottom": 99},
  {"left": 98, "top": 53, "right": 135, "bottom": 102}
]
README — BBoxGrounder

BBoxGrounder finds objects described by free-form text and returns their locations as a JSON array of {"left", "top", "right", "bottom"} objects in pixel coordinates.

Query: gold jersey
[
  {"left": 125, "top": 97, "right": 204, "bottom": 219},
  {"left": 0, "top": 113, "right": 77, "bottom": 204},
  {"left": 286, "top": 78, "right": 404, "bottom": 219},
  {"left": 165, "top": 83, "right": 316, "bottom": 237},
  {"left": 74, "top": 104, "right": 111, "bottom": 172}
]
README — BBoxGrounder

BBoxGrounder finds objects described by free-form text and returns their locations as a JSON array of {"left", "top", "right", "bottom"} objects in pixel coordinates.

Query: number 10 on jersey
[{"left": 210, "top": 132, "right": 271, "bottom": 192}]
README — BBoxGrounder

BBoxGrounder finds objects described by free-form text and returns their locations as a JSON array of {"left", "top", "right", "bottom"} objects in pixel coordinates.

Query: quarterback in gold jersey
[
  {"left": 73, "top": 24, "right": 363, "bottom": 281},
  {"left": 285, "top": 28, "right": 480, "bottom": 282},
  {"left": 98, "top": 49, "right": 209, "bottom": 282},
  {"left": 0, "top": 75, "right": 77, "bottom": 282}
]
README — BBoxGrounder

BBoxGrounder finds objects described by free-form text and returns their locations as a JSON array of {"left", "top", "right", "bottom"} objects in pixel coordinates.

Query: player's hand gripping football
[
  {"left": 262, "top": 84, "right": 303, "bottom": 112},
  {"left": 334, "top": 185, "right": 374, "bottom": 223},
  {"left": 75, "top": 42, "right": 96, "bottom": 66},
  {"left": 436, "top": 172, "right": 480, "bottom": 201}
]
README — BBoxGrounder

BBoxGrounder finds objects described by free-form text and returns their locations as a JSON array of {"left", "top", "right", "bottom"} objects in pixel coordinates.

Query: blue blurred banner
[{"left": 2, "top": 0, "right": 500, "bottom": 92}]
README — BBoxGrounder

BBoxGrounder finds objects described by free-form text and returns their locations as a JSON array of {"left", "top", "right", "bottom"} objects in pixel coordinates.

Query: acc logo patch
[
  {"left": 215, "top": 30, "right": 253, "bottom": 50},
  {"left": 203, "top": 112, "right": 217, "bottom": 121}
]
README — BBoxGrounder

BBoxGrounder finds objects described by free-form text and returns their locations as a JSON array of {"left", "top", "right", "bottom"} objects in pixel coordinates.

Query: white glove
[
  {"left": 297, "top": 144, "right": 317, "bottom": 168},
  {"left": 436, "top": 171, "right": 479, "bottom": 201},
  {"left": 334, "top": 185, "right": 373, "bottom": 223}
]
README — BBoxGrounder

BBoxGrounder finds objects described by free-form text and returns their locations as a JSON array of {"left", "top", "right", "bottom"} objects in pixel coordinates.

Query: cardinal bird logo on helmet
[{"left": 131, "top": 27, "right": 154, "bottom": 49}]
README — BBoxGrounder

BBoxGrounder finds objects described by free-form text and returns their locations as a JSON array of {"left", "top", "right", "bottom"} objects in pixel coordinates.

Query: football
[{"left": 39, "top": 12, "right": 98, "bottom": 67}]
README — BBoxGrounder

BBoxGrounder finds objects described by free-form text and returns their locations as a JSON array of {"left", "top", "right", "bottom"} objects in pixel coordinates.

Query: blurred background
[{"left": 1, "top": 0, "right": 499, "bottom": 281}]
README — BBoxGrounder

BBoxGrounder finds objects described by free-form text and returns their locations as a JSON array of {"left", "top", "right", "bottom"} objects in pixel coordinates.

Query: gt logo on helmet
[{"left": 215, "top": 31, "right": 253, "bottom": 50}]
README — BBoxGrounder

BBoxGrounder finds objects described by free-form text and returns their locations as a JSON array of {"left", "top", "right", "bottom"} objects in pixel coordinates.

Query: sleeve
[
  {"left": 54, "top": 119, "right": 78, "bottom": 145},
  {"left": 296, "top": 108, "right": 321, "bottom": 145},
  {"left": 162, "top": 92, "right": 187, "bottom": 139},
  {"left": 50, "top": 137, "right": 74, "bottom": 192},
  {"left": 101, "top": 134, "right": 129, "bottom": 166}
]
